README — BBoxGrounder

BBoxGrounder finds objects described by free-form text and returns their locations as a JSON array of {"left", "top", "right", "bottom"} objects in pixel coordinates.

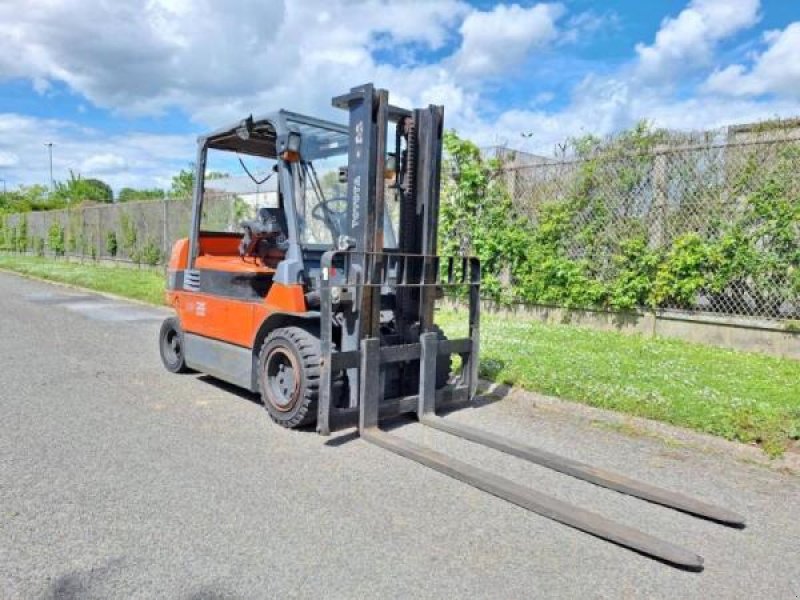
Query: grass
[
  {"left": 437, "top": 309, "right": 800, "bottom": 457},
  {"left": 0, "top": 254, "right": 165, "bottom": 306},
  {"left": 1, "top": 253, "right": 798, "bottom": 456}
]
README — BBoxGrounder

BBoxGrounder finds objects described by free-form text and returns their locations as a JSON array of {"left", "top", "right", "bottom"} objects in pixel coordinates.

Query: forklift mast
[
  {"left": 315, "top": 84, "right": 481, "bottom": 434},
  {"left": 333, "top": 83, "right": 442, "bottom": 338}
]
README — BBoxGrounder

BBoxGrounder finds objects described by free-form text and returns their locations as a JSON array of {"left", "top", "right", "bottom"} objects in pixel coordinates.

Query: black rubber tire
[
  {"left": 159, "top": 317, "right": 190, "bottom": 374},
  {"left": 257, "top": 326, "right": 321, "bottom": 428}
]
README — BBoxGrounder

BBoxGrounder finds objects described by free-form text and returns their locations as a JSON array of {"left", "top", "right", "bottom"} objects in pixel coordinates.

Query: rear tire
[
  {"left": 257, "top": 327, "right": 320, "bottom": 428},
  {"left": 159, "top": 317, "right": 190, "bottom": 373}
]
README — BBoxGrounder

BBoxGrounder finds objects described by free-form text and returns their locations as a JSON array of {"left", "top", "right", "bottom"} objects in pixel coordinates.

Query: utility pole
[{"left": 45, "top": 142, "right": 54, "bottom": 195}]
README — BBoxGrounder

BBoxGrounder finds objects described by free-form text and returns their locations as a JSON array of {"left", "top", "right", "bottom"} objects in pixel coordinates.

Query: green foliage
[
  {"left": 133, "top": 238, "right": 162, "bottom": 266},
  {"left": 119, "top": 212, "right": 138, "bottom": 258},
  {"left": 118, "top": 187, "right": 166, "bottom": 202},
  {"left": 66, "top": 209, "right": 87, "bottom": 255},
  {"left": 83, "top": 178, "right": 113, "bottom": 203},
  {"left": 440, "top": 127, "right": 800, "bottom": 316},
  {"left": 0, "top": 184, "right": 64, "bottom": 214},
  {"left": 169, "top": 164, "right": 228, "bottom": 199},
  {"left": 106, "top": 230, "right": 118, "bottom": 257},
  {"left": 437, "top": 308, "right": 800, "bottom": 457},
  {"left": 16, "top": 215, "right": 28, "bottom": 252},
  {"left": 47, "top": 222, "right": 65, "bottom": 256},
  {"left": 0, "top": 214, "right": 14, "bottom": 251},
  {"left": 169, "top": 167, "right": 195, "bottom": 199},
  {"left": 232, "top": 195, "right": 249, "bottom": 222},
  {"left": 608, "top": 236, "right": 660, "bottom": 309},
  {"left": 117, "top": 210, "right": 161, "bottom": 265},
  {"left": 52, "top": 171, "right": 113, "bottom": 204},
  {"left": 0, "top": 255, "right": 165, "bottom": 306},
  {"left": 439, "top": 131, "right": 530, "bottom": 302},
  {"left": 652, "top": 234, "right": 710, "bottom": 307}
]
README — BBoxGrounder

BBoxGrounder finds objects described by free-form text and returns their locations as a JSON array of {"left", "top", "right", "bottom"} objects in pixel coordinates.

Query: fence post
[
  {"left": 163, "top": 199, "right": 169, "bottom": 270},
  {"left": 652, "top": 146, "right": 668, "bottom": 249},
  {"left": 96, "top": 206, "right": 101, "bottom": 261}
]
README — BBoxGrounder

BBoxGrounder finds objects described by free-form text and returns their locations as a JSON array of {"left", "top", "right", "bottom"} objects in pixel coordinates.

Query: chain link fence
[
  {"left": 0, "top": 194, "right": 243, "bottom": 266},
  {"left": 1, "top": 121, "right": 798, "bottom": 323},
  {"left": 0, "top": 167, "right": 277, "bottom": 265},
  {"left": 485, "top": 121, "right": 800, "bottom": 322}
]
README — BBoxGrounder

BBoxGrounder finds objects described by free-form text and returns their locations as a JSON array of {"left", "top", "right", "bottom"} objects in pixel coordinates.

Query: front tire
[
  {"left": 159, "top": 317, "right": 190, "bottom": 373},
  {"left": 257, "top": 327, "right": 321, "bottom": 428}
]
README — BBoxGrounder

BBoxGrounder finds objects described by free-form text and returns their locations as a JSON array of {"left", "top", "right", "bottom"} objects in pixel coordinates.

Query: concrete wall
[{"left": 463, "top": 301, "right": 800, "bottom": 360}]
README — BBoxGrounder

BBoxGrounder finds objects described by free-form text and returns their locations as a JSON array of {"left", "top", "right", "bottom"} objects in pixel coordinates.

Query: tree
[
  {"left": 52, "top": 171, "right": 113, "bottom": 204},
  {"left": 0, "top": 184, "right": 60, "bottom": 213},
  {"left": 169, "top": 164, "right": 229, "bottom": 199},
  {"left": 83, "top": 179, "right": 113, "bottom": 203},
  {"left": 118, "top": 187, "right": 166, "bottom": 202},
  {"left": 169, "top": 167, "right": 195, "bottom": 199}
]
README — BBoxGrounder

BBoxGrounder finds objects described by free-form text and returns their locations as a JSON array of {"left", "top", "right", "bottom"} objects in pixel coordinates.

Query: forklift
[{"left": 160, "top": 83, "right": 743, "bottom": 570}]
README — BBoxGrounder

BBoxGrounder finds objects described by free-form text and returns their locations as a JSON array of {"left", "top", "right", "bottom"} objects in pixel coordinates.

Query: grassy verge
[
  {"left": 1, "top": 254, "right": 797, "bottom": 455},
  {"left": 437, "top": 310, "right": 800, "bottom": 456},
  {"left": 0, "top": 254, "right": 165, "bottom": 306}
]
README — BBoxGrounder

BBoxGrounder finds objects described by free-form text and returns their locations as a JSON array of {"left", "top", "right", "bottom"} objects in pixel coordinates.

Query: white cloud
[
  {"left": 80, "top": 153, "right": 128, "bottom": 175},
  {"left": 0, "top": 150, "right": 20, "bottom": 167},
  {"left": 461, "top": 73, "right": 800, "bottom": 154},
  {"left": 0, "top": 0, "right": 469, "bottom": 123},
  {"left": 453, "top": 3, "right": 565, "bottom": 78},
  {"left": 635, "top": 0, "right": 760, "bottom": 83},
  {"left": 0, "top": 113, "right": 193, "bottom": 191},
  {"left": 0, "top": 0, "right": 798, "bottom": 191},
  {"left": 561, "top": 10, "right": 620, "bottom": 44},
  {"left": 705, "top": 22, "right": 800, "bottom": 98}
]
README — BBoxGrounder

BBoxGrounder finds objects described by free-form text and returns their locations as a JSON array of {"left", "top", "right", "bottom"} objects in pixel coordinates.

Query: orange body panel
[
  {"left": 167, "top": 236, "right": 308, "bottom": 349},
  {"left": 197, "top": 235, "right": 240, "bottom": 255},
  {"left": 178, "top": 293, "right": 256, "bottom": 346},
  {"left": 168, "top": 238, "right": 190, "bottom": 270},
  {"left": 195, "top": 254, "right": 275, "bottom": 274},
  {"left": 263, "top": 283, "right": 306, "bottom": 312}
]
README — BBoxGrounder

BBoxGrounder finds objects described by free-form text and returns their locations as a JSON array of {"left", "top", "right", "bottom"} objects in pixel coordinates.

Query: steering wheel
[
  {"left": 311, "top": 196, "right": 348, "bottom": 234},
  {"left": 311, "top": 196, "right": 348, "bottom": 220}
]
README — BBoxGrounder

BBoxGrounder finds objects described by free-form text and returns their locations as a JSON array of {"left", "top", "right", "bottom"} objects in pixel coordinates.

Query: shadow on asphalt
[
  {"left": 194, "top": 373, "right": 515, "bottom": 448},
  {"left": 196, "top": 374, "right": 262, "bottom": 406}
]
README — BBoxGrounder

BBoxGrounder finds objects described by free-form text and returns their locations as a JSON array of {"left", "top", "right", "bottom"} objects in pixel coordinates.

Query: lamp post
[{"left": 45, "top": 142, "right": 54, "bottom": 195}]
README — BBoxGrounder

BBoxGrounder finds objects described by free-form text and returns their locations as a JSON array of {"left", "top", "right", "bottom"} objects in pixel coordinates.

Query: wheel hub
[
  {"left": 265, "top": 348, "right": 300, "bottom": 411},
  {"left": 163, "top": 330, "right": 181, "bottom": 364}
]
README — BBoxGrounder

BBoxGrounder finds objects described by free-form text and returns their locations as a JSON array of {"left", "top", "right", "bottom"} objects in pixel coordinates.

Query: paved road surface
[{"left": 1, "top": 272, "right": 799, "bottom": 599}]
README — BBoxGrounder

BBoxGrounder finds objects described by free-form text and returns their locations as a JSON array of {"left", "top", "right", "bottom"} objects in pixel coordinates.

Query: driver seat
[
  {"left": 239, "top": 207, "right": 289, "bottom": 269},
  {"left": 257, "top": 207, "right": 288, "bottom": 239}
]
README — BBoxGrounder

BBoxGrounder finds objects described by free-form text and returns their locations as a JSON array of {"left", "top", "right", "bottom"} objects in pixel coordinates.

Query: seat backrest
[{"left": 258, "top": 207, "right": 288, "bottom": 239}]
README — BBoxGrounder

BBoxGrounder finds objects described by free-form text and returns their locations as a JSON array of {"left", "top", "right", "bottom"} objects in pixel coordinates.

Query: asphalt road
[{"left": 1, "top": 271, "right": 799, "bottom": 599}]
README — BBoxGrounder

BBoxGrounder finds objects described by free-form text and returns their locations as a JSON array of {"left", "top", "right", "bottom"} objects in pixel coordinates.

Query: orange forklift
[{"left": 160, "top": 84, "right": 742, "bottom": 569}]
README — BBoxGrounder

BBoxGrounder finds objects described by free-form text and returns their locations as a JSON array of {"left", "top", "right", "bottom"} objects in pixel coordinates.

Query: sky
[{"left": 0, "top": 0, "right": 798, "bottom": 193}]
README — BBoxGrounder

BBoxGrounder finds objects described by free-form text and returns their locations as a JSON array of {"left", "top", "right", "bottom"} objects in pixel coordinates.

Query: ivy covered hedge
[{"left": 439, "top": 126, "right": 800, "bottom": 318}]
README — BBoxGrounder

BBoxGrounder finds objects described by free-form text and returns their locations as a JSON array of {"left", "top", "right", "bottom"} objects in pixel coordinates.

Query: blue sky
[{"left": 0, "top": 0, "right": 798, "bottom": 193}]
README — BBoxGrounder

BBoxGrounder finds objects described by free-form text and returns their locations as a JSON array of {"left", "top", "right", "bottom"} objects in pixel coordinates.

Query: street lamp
[{"left": 45, "top": 142, "right": 54, "bottom": 195}]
